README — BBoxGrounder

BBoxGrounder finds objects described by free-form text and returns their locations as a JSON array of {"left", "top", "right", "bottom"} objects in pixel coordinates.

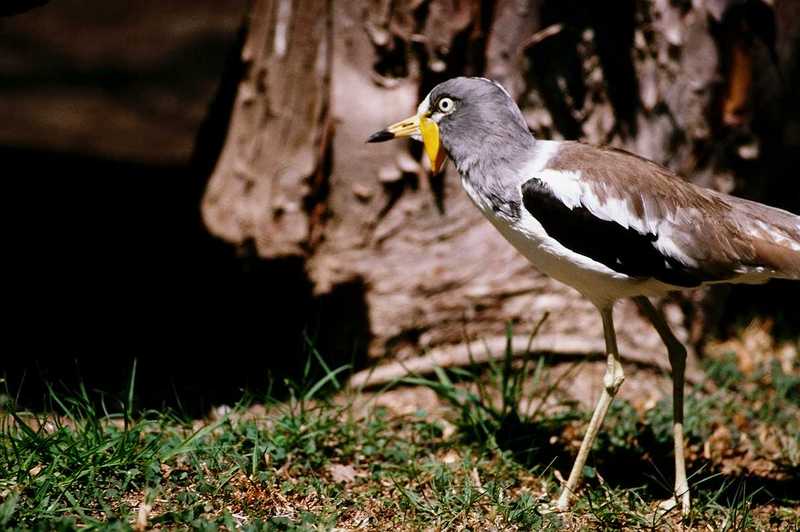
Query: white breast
[{"left": 460, "top": 176, "right": 676, "bottom": 307}]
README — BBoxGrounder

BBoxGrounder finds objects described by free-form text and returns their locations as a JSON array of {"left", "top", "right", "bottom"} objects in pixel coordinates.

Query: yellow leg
[
  {"left": 635, "top": 296, "right": 691, "bottom": 516},
  {"left": 556, "top": 307, "right": 624, "bottom": 511}
]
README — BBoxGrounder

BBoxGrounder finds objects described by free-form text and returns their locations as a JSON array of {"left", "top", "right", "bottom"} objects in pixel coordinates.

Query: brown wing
[{"left": 545, "top": 142, "right": 800, "bottom": 281}]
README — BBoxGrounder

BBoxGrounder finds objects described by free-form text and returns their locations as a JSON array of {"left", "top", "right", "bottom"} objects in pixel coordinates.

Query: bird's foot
[
  {"left": 531, "top": 494, "right": 563, "bottom": 515},
  {"left": 554, "top": 489, "right": 572, "bottom": 513},
  {"left": 536, "top": 502, "right": 559, "bottom": 515},
  {"left": 657, "top": 492, "right": 691, "bottom": 518},
  {"left": 553, "top": 470, "right": 574, "bottom": 512},
  {"left": 658, "top": 497, "right": 678, "bottom": 512}
]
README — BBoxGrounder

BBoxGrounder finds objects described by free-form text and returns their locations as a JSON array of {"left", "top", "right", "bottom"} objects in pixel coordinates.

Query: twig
[
  {"left": 347, "top": 333, "right": 706, "bottom": 389},
  {"left": 519, "top": 23, "right": 564, "bottom": 51}
]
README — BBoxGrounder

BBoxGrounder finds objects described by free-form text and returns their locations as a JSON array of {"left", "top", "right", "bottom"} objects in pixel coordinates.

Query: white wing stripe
[{"left": 521, "top": 160, "right": 704, "bottom": 269}]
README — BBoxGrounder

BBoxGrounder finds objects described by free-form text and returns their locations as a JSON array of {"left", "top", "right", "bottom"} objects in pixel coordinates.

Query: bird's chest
[
  {"left": 461, "top": 175, "right": 638, "bottom": 303},
  {"left": 460, "top": 175, "right": 519, "bottom": 220},
  {"left": 461, "top": 175, "right": 546, "bottom": 246},
  {"left": 461, "top": 176, "right": 558, "bottom": 268}
]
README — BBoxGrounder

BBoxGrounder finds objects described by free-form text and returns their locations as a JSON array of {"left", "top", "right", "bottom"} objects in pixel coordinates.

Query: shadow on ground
[
  {"left": 488, "top": 405, "right": 799, "bottom": 510},
  {"left": 2, "top": 145, "right": 371, "bottom": 416}
]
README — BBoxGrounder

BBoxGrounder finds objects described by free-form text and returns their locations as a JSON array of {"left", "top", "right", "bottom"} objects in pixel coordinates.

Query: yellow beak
[{"left": 367, "top": 114, "right": 447, "bottom": 173}]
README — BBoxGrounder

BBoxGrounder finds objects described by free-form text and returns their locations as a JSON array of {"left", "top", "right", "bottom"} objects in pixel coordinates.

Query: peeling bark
[{"left": 202, "top": 0, "right": 332, "bottom": 257}]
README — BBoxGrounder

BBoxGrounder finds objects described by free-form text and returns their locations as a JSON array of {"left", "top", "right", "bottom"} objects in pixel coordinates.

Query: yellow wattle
[{"left": 419, "top": 117, "right": 445, "bottom": 173}]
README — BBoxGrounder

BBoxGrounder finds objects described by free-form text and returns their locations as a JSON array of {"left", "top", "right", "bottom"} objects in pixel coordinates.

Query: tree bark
[{"left": 203, "top": 0, "right": 332, "bottom": 257}]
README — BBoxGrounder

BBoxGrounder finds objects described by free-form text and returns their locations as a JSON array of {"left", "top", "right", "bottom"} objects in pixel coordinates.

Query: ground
[{"left": 1, "top": 322, "right": 798, "bottom": 531}]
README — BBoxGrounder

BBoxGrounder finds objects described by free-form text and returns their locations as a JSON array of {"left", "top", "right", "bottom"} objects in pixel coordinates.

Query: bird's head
[{"left": 367, "top": 77, "right": 532, "bottom": 173}]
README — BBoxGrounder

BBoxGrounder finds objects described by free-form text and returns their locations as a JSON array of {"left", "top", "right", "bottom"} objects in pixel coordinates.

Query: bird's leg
[
  {"left": 556, "top": 307, "right": 623, "bottom": 511},
  {"left": 634, "top": 296, "right": 691, "bottom": 516}
]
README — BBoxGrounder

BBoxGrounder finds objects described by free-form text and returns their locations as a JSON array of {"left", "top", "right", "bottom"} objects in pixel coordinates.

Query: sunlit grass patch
[{"left": 1, "top": 321, "right": 798, "bottom": 530}]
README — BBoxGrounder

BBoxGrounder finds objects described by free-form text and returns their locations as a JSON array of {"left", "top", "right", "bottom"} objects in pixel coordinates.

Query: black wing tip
[{"left": 366, "top": 130, "right": 394, "bottom": 143}]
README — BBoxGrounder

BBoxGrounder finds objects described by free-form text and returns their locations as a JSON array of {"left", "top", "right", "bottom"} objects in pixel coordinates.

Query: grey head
[{"left": 422, "top": 77, "right": 535, "bottom": 174}]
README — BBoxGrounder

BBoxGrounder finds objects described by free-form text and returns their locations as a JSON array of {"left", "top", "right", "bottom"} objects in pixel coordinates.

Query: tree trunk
[{"left": 201, "top": 0, "right": 796, "bottom": 373}]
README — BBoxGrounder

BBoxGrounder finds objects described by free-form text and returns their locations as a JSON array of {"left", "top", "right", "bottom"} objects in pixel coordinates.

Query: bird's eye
[{"left": 437, "top": 97, "right": 455, "bottom": 113}]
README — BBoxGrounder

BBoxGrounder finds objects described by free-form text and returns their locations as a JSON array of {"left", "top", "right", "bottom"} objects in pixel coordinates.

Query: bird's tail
[{"left": 729, "top": 196, "right": 800, "bottom": 280}]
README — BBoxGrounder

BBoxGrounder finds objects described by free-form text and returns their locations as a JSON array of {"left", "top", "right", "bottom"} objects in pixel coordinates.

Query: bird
[{"left": 367, "top": 76, "right": 800, "bottom": 515}]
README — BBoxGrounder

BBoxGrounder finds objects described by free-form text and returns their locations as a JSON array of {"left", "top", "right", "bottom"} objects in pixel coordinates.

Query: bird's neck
[
  {"left": 449, "top": 132, "right": 536, "bottom": 192},
  {"left": 446, "top": 127, "right": 535, "bottom": 179}
]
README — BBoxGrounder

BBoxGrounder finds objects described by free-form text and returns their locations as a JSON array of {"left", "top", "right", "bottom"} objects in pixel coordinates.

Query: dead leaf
[
  {"left": 135, "top": 499, "right": 152, "bottom": 532},
  {"left": 470, "top": 467, "right": 482, "bottom": 489},
  {"left": 704, "top": 425, "right": 733, "bottom": 461},
  {"left": 328, "top": 463, "right": 360, "bottom": 484},
  {"left": 441, "top": 449, "right": 460, "bottom": 465}
]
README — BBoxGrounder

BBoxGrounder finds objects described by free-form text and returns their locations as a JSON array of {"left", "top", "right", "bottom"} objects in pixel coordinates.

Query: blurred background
[{"left": 2, "top": 0, "right": 798, "bottom": 413}]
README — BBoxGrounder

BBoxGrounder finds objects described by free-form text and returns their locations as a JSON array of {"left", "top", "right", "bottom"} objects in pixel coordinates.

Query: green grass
[
  {"left": 1, "top": 328, "right": 798, "bottom": 530},
  {"left": 0, "top": 378, "right": 550, "bottom": 529}
]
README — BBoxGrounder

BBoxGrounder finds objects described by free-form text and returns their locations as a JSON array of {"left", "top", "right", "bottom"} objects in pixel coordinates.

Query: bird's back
[{"left": 518, "top": 141, "right": 800, "bottom": 287}]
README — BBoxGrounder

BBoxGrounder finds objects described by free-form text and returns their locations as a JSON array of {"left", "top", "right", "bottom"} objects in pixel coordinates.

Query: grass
[{"left": 1, "top": 324, "right": 798, "bottom": 530}]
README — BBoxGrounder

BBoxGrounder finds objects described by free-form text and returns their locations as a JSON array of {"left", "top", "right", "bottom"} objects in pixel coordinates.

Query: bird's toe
[{"left": 657, "top": 494, "right": 691, "bottom": 518}]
